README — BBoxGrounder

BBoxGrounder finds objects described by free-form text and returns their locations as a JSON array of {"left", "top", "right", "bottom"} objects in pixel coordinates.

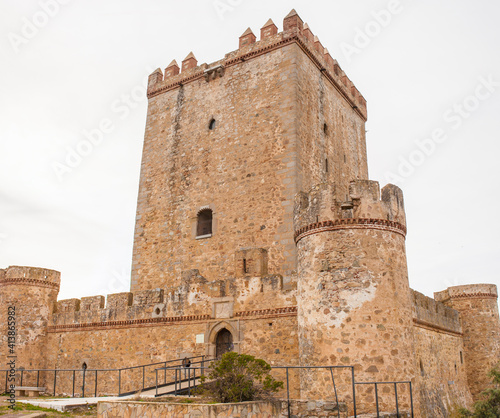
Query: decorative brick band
[
  {"left": 48, "top": 314, "right": 211, "bottom": 333},
  {"left": 294, "top": 218, "right": 407, "bottom": 243},
  {"left": 0, "top": 277, "right": 60, "bottom": 290},
  {"left": 413, "top": 318, "right": 463, "bottom": 337},
  {"left": 235, "top": 306, "right": 297, "bottom": 318},
  {"left": 446, "top": 292, "right": 498, "bottom": 300},
  {"left": 48, "top": 307, "right": 298, "bottom": 333}
]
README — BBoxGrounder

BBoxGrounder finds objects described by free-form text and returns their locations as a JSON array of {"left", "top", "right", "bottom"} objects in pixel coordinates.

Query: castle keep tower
[{"left": 131, "top": 9, "right": 368, "bottom": 291}]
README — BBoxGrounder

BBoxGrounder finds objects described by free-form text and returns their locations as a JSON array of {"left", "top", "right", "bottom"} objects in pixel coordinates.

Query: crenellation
[
  {"left": 181, "top": 51, "right": 197, "bottom": 72},
  {"left": 302, "top": 22, "right": 314, "bottom": 43},
  {"left": 133, "top": 288, "right": 164, "bottom": 305},
  {"left": 80, "top": 295, "right": 105, "bottom": 311},
  {"left": 260, "top": 18, "right": 277, "bottom": 39},
  {"left": 411, "top": 290, "right": 462, "bottom": 334},
  {"left": 293, "top": 180, "right": 406, "bottom": 234},
  {"left": 57, "top": 298, "right": 81, "bottom": 313},
  {"left": 164, "top": 60, "right": 180, "bottom": 78},
  {"left": 313, "top": 35, "right": 324, "bottom": 54},
  {"left": 239, "top": 27, "right": 256, "bottom": 48},
  {"left": 283, "top": 9, "right": 303, "bottom": 35},
  {"left": 147, "top": 68, "right": 163, "bottom": 87},
  {"left": 106, "top": 292, "right": 133, "bottom": 309}
]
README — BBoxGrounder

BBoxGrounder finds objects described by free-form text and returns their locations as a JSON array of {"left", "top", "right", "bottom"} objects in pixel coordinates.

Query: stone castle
[{"left": 1, "top": 10, "right": 499, "bottom": 417}]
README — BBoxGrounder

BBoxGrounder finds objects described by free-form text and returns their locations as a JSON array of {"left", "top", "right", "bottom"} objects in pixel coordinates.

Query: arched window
[
  {"left": 197, "top": 209, "right": 213, "bottom": 237},
  {"left": 209, "top": 118, "right": 216, "bottom": 130}
]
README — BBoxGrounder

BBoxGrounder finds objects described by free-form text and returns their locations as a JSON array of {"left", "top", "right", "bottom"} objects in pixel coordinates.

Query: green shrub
[
  {"left": 197, "top": 352, "right": 283, "bottom": 403},
  {"left": 460, "top": 368, "right": 500, "bottom": 417}
]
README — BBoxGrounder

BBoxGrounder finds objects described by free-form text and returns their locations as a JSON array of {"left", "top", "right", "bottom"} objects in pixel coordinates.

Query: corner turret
[
  {"left": 435, "top": 284, "right": 500, "bottom": 399},
  {"left": 0, "top": 266, "right": 60, "bottom": 371}
]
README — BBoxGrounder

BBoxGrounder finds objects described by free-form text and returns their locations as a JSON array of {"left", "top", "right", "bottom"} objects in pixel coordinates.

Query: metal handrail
[
  {"left": 1, "top": 355, "right": 206, "bottom": 398},
  {"left": 153, "top": 364, "right": 414, "bottom": 418},
  {"left": 355, "top": 380, "right": 414, "bottom": 418}
]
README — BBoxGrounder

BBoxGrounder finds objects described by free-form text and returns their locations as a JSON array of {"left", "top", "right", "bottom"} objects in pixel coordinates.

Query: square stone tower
[{"left": 130, "top": 10, "right": 368, "bottom": 292}]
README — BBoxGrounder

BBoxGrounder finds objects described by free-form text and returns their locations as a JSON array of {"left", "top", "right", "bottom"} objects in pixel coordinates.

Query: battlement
[
  {"left": 435, "top": 284, "right": 498, "bottom": 302},
  {"left": 294, "top": 180, "right": 406, "bottom": 242},
  {"left": 50, "top": 267, "right": 294, "bottom": 329},
  {"left": 411, "top": 289, "right": 462, "bottom": 335},
  {"left": 146, "top": 9, "right": 367, "bottom": 120},
  {"left": 0, "top": 265, "right": 60, "bottom": 290}
]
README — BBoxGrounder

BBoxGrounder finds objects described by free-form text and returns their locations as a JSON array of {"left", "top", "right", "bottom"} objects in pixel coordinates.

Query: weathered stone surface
[{"left": 1, "top": 10, "right": 499, "bottom": 418}]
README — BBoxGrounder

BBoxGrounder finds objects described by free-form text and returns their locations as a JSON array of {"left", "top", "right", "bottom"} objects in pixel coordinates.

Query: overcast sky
[{"left": 1, "top": 0, "right": 499, "bottom": 301}]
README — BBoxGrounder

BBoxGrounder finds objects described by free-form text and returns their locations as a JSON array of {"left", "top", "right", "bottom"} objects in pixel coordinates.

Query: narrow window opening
[
  {"left": 323, "top": 123, "right": 328, "bottom": 135},
  {"left": 419, "top": 360, "right": 424, "bottom": 376},
  {"left": 196, "top": 209, "right": 213, "bottom": 237},
  {"left": 243, "top": 259, "right": 248, "bottom": 274},
  {"left": 209, "top": 118, "right": 216, "bottom": 130},
  {"left": 325, "top": 158, "right": 329, "bottom": 173},
  {"left": 460, "top": 351, "right": 463, "bottom": 364},
  {"left": 455, "top": 363, "right": 458, "bottom": 374},
  {"left": 82, "top": 362, "right": 87, "bottom": 371},
  {"left": 344, "top": 154, "right": 347, "bottom": 163}
]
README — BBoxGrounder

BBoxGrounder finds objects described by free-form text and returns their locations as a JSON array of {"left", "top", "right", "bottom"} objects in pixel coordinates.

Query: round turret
[
  {"left": 435, "top": 284, "right": 500, "bottom": 399},
  {"left": 294, "top": 180, "right": 416, "bottom": 414},
  {"left": 0, "top": 266, "right": 60, "bottom": 370}
]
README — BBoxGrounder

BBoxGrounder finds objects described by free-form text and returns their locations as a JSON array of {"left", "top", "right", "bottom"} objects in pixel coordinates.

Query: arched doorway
[{"left": 215, "top": 328, "right": 233, "bottom": 358}]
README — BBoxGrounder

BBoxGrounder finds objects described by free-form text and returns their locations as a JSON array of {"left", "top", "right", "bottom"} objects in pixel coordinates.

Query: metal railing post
[
  {"left": 155, "top": 369, "right": 158, "bottom": 397},
  {"left": 118, "top": 369, "right": 121, "bottom": 396},
  {"left": 394, "top": 382, "right": 399, "bottom": 417},
  {"left": 82, "top": 369, "right": 86, "bottom": 398},
  {"left": 53, "top": 370, "right": 57, "bottom": 396},
  {"left": 95, "top": 370, "right": 98, "bottom": 397},
  {"left": 351, "top": 367, "right": 357, "bottom": 418},
  {"left": 142, "top": 366, "right": 145, "bottom": 391},
  {"left": 375, "top": 383, "right": 379, "bottom": 418},
  {"left": 20, "top": 370, "right": 23, "bottom": 386},
  {"left": 286, "top": 368, "right": 290, "bottom": 418},
  {"left": 329, "top": 367, "right": 340, "bottom": 418},
  {"left": 36, "top": 370, "right": 40, "bottom": 388},
  {"left": 410, "top": 381, "right": 414, "bottom": 418},
  {"left": 72, "top": 370, "right": 75, "bottom": 397},
  {"left": 164, "top": 362, "right": 166, "bottom": 385},
  {"left": 175, "top": 368, "right": 178, "bottom": 396}
]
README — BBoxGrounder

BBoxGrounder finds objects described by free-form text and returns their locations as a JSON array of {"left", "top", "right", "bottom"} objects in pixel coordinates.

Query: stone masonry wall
[
  {"left": 31, "top": 269, "right": 299, "bottom": 396},
  {"left": 411, "top": 290, "right": 473, "bottom": 416},
  {"left": 97, "top": 399, "right": 350, "bottom": 418}
]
